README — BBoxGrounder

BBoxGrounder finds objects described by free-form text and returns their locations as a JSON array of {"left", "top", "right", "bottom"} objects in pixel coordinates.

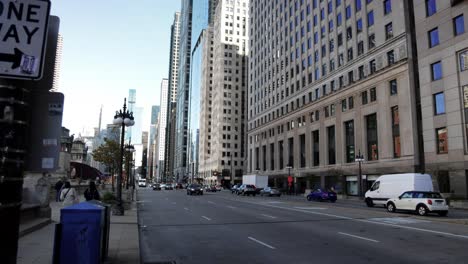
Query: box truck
[
  {"left": 364, "top": 173, "right": 433, "bottom": 207},
  {"left": 242, "top": 174, "right": 268, "bottom": 189}
]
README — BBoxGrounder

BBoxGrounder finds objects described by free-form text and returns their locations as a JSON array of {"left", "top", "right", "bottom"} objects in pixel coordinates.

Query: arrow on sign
[{"left": 0, "top": 48, "right": 24, "bottom": 69}]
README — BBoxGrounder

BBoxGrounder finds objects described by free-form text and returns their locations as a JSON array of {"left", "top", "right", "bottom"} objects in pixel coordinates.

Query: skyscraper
[
  {"left": 164, "top": 12, "right": 181, "bottom": 182},
  {"left": 126, "top": 89, "right": 137, "bottom": 141},
  {"left": 52, "top": 34, "right": 63, "bottom": 91},
  {"left": 174, "top": 0, "right": 193, "bottom": 181},
  {"left": 157, "top": 79, "right": 169, "bottom": 180},
  {"left": 148, "top": 105, "right": 160, "bottom": 180}
]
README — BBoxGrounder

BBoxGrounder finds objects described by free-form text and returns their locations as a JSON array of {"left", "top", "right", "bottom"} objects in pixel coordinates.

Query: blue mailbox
[{"left": 59, "top": 202, "right": 105, "bottom": 264}]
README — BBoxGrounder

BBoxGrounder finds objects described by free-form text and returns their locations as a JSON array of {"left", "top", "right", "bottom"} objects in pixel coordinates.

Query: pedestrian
[
  {"left": 60, "top": 181, "right": 78, "bottom": 206},
  {"left": 54, "top": 178, "right": 64, "bottom": 202},
  {"left": 84, "top": 181, "right": 101, "bottom": 201}
]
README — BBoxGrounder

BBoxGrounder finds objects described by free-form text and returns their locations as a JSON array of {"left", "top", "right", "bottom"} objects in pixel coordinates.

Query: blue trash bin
[{"left": 59, "top": 202, "right": 105, "bottom": 264}]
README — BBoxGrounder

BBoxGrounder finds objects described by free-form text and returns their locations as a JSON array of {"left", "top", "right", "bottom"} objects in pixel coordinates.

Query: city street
[{"left": 138, "top": 188, "right": 468, "bottom": 264}]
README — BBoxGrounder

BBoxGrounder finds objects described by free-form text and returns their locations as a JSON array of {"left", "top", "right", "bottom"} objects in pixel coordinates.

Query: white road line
[
  {"left": 165, "top": 198, "right": 168, "bottom": 200},
  {"left": 184, "top": 207, "right": 189, "bottom": 210},
  {"left": 261, "top": 214, "right": 277, "bottom": 219},
  {"left": 248, "top": 237, "right": 276, "bottom": 249},
  {"left": 338, "top": 232, "right": 379, "bottom": 243},
  {"left": 224, "top": 198, "right": 468, "bottom": 240},
  {"left": 172, "top": 202, "right": 177, "bottom": 205},
  {"left": 201, "top": 216, "right": 212, "bottom": 221},
  {"left": 227, "top": 206, "right": 236, "bottom": 209},
  {"left": 207, "top": 201, "right": 215, "bottom": 204},
  {"left": 294, "top": 206, "right": 326, "bottom": 210}
]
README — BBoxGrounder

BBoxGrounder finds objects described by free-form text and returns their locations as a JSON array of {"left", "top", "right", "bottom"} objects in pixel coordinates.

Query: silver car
[{"left": 260, "top": 187, "right": 281, "bottom": 197}]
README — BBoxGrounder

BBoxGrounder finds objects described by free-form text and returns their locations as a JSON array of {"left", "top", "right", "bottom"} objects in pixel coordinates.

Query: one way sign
[{"left": 0, "top": 0, "right": 50, "bottom": 80}]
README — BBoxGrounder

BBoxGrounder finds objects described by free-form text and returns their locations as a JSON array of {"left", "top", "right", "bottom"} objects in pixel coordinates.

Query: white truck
[
  {"left": 242, "top": 174, "right": 268, "bottom": 189},
  {"left": 365, "top": 173, "right": 433, "bottom": 207}
]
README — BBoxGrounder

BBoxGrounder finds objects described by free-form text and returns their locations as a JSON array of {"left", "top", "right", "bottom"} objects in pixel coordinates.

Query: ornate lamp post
[
  {"left": 355, "top": 150, "right": 365, "bottom": 197},
  {"left": 125, "top": 143, "right": 135, "bottom": 190},
  {"left": 112, "top": 98, "right": 134, "bottom": 216}
]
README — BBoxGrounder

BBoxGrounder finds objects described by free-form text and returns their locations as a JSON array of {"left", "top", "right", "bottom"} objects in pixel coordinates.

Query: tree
[{"left": 92, "top": 138, "right": 121, "bottom": 191}]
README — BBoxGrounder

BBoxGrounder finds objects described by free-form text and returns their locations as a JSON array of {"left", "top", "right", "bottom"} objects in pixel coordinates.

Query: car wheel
[
  {"left": 417, "top": 205, "right": 428, "bottom": 216},
  {"left": 438, "top": 211, "right": 448, "bottom": 217},
  {"left": 365, "top": 198, "right": 374, "bottom": 207},
  {"left": 200, "top": 192, "right": 203, "bottom": 196},
  {"left": 387, "top": 202, "right": 396, "bottom": 213},
  {"left": 307, "top": 196, "right": 312, "bottom": 201}
]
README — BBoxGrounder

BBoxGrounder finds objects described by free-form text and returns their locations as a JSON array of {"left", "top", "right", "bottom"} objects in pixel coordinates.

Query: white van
[
  {"left": 364, "top": 173, "right": 433, "bottom": 207},
  {"left": 138, "top": 178, "right": 147, "bottom": 187}
]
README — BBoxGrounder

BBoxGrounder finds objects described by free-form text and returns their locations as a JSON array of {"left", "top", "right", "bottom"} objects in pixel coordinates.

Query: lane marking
[
  {"left": 261, "top": 214, "right": 277, "bottom": 219},
  {"left": 165, "top": 198, "right": 169, "bottom": 200},
  {"left": 338, "top": 232, "right": 379, "bottom": 243},
  {"left": 265, "top": 201, "right": 284, "bottom": 204},
  {"left": 207, "top": 201, "right": 215, "bottom": 204},
  {"left": 172, "top": 202, "right": 177, "bottom": 205},
  {"left": 294, "top": 206, "right": 326, "bottom": 210},
  {"left": 201, "top": 216, "right": 212, "bottom": 221},
  {"left": 368, "top": 217, "right": 430, "bottom": 225},
  {"left": 248, "top": 236, "right": 276, "bottom": 249},
  {"left": 184, "top": 207, "right": 189, "bottom": 210},
  {"left": 227, "top": 206, "right": 236, "bottom": 209},
  {"left": 221, "top": 197, "right": 468, "bottom": 240}
]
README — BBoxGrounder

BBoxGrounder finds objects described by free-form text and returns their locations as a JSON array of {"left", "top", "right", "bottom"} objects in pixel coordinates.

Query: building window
[
  {"left": 434, "top": 92, "right": 445, "bottom": 115},
  {"left": 431, "top": 61, "right": 442, "bottom": 81},
  {"left": 436, "top": 127, "right": 448, "bottom": 154},
  {"left": 391, "top": 106, "right": 401, "bottom": 158},
  {"left": 355, "top": 0, "right": 362, "bottom": 11},
  {"left": 329, "top": 20, "right": 334, "bottom": 32},
  {"left": 390, "top": 79, "right": 397, "bottom": 95},
  {"left": 270, "top": 143, "right": 275, "bottom": 170},
  {"left": 288, "top": 137, "right": 294, "bottom": 167},
  {"left": 348, "top": 71, "right": 354, "bottom": 83},
  {"left": 426, "top": 0, "right": 436, "bottom": 17},
  {"left": 279, "top": 140, "right": 284, "bottom": 169},
  {"left": 460, "top": 50, "right": 468, "bottom": 71},
  {"left": 428, "top": 28, "right": 439, "bottom": 48},
  {"left": 331, "top": 103, "right": 336, "bottom": 116},
  {"left": 312, "top": 130, "right": 320, "bottom": 166},
  {"left": 347, "top": 26, "right": 353, "bottom": 40},
  {"left": 348, "top": 48, "right": 353, "bottom": 61},
  {"left": 346, "top": 5, "right": 351, "bottom": 19},
  {"left": 366, "top": 113, "right": 378, "bottom": 160},
  {"left": 370, "top": 87, "right": 376, "bottom": 102},
  {"left": 357, "top": 19, "right": 363, "bottom": 33},
  {"left": 262, "top": 145, "right": 267, "bottom": 171},
  {"left": 385, "top": 22, "right": 393, "bottom": 39},
  {"left": 349, "top": 96, "right": 354, "bottom": 109},
  {"left": 359, "top": 65, "right": 365, "bottom": 79},
  {"left": 300, "top": 134, "right": 306, "bottom": 168},
  {"left": 255, "top": 147, "right": 259, "bottom": 171},
  {"left": 384, "top": 0, "right": 391, "bottom": 15},
  {"left": 330, "top": 39, "right": 335, "bottom": 52},
  {"left": 362, "top": 90, "right": 368, "bottom": 104},
  {"left": 342, "top": 99, "right": 347, "bottom": 112},
  {"left": 358, "top": 41, "right": 364, "bottom": 56},
  {"left": 368, "top": 34, "right": 375, "bottom": 49},
  {"left": 454, "top": 15, "right": 465, "bottom": 36},
  {"left": 325, "top": 105, "right": 330, "bottom": 117},
  {"left": 328, "top": 126, "right": 336, "bottom": 164},
  {"left": 338, "top": 33, "right": 343, "bottom": 46},
  {"left": 328, "top": 1, "right": 333, "bottom": 13},
  {"left": 337, "top": 12, "right": 342, "bottom": 26},
  {"left": 370, "top": 59, "right": 376, "bottom": 74},
  {"left": 387, "top": 50, "right": 395, "bottom": 65},
  {"left": 367, "top": 10, "right": 374, "bottom": 26},
  {"left": 345, "top": 120, "right": 355, "bottom": 163}
]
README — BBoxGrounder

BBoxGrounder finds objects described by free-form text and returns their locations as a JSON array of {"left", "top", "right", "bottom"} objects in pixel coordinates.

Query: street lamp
[
  {"left": 285, "top": 165, "right": 293, "bottom": 195},
  {"left": 355, "top": 150, "right": 365, "bottom": 197},
  {"left": 125, "top": 143, "right": 135, "bottom": 190},
  {"left": 112, "top": 98, "right": 135, "bottom": 216}
]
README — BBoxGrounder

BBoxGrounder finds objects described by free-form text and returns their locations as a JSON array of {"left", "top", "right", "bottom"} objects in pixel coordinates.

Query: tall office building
[
  {"left": 248, "top": 0, "right": 423, "bottom": 195},
  {"left": 157, "top": 79, "right": 169, "bottom": 180},
  {"left": 52, "top": 34, "right": 63, "bottom": 91},
  {"left": 126, "top": 89, "right": 137, "bottom": 141},
  {"left": 414, "top": 0, "right": 467, "bottom": 197},
  {"left": 164, "top": 12, "right": 182, "bottom": 182},
  {"left": 132, "top": 106, "right": 144, "bottom": 145},
  {"left": 148, "top": 105, "right": 160, "bottom": 180},
  {"left": 174, "top": 0, "right": 193, "bottom": 181},
  {"left": 187, "top": 0, "right": 218, "bottom": 183}
]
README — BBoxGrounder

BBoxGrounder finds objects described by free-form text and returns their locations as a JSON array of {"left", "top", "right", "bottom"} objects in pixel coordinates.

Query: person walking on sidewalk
[
  {"left": 54, "top": 178, "right": 64, "bottom": 202},
  {"left": 84, "top": 181, "right": 101, "bottom": 201},
  {"left": 60, "top": 182, "right": 78, "bottom": 206}
]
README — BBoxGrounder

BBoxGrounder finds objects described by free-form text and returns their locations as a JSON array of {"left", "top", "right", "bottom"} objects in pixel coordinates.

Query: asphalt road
[{"left": 137, "top": 188, "right": 468, "bottom": 264}]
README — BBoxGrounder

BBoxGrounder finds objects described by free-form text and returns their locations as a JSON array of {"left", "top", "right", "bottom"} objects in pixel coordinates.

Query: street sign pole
[{"left": 0, "top": 0, "right": 51, "bottom": 261}]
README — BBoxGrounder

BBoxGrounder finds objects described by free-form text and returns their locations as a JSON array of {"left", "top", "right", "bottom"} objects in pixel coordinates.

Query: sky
[{"left": 50, "top": 0, "right": 181, "bottom": 136}]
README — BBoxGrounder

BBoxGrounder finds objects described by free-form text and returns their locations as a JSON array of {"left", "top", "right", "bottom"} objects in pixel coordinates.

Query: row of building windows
[{"left": 428, "top": 15, "right": 464, "bottom": 48}]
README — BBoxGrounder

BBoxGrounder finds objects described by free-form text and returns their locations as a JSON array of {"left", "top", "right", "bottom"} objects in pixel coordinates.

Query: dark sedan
[
  {"left": 187, "top": 184, "right": 203, "bottom": 195},
  {"left": 152, "top": 184, "right": 161, "bottom": 191},
  {"left": 306, "top": 189, "right": 337, "bottom": 202}
]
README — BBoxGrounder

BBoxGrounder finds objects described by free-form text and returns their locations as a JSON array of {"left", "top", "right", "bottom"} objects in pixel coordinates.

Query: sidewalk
[{"left": 17, "top": 198, "right": 140, "bottom": 264}]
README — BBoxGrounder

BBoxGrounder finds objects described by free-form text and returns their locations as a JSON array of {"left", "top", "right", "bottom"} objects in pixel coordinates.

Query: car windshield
[{"left": 190, "top": 184, "right": 200, "bottom": 188}]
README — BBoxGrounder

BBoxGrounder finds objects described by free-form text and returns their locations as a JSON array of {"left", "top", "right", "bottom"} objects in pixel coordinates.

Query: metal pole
[
  {"left": 230, "top": 152, "right": 233, "bottom": 186},
  {"left": 358, "top": 160, "right": 362, "bottom": 197},
  {"left": 114, "top": 99, "right": 126, "bottom": 216},
  {"left": 0, "top": 80, "right": 30, "bottom": 262}
]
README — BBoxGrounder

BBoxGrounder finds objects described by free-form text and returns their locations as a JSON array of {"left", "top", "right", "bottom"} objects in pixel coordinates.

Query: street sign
[{"left": 0, "top": 0, "right": 51, "bottom": 80}]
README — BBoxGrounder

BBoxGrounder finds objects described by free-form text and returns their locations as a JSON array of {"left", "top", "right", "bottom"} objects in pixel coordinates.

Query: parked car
[
  {"left": 231, "top": 184, "right": 241, "bottom": 194},
  {"left": 306, "top": 189, "right": 337, "bottom": 202},
  {"left": 237, "top": 184, "right": 257, "bottom": 196},
  {"left": 260, "top": 187, "right": 281, "bottom": 197},
  {"left": 138, "top": 179, "right": 147, "bottom": 187},
  {"left": 152, "top": 183, "right": 161, "bottom": 191},
  {"left": 365, "top": 173, "right": 433, "bottom": 207},
  {"left": 215, "top": 185, "right": 223, "bottom": 191},
  {"left": 205, "top": 185, "right": 217, "bottom": 192},
  {"left": 386, "top": 191, "right": 448, "bottom": 216},
  {"left": 187, "top": 184, "right": 203, "bottom": 195},
  {"left": 164, "top": 184, "right": 174, "bottom": 190}
]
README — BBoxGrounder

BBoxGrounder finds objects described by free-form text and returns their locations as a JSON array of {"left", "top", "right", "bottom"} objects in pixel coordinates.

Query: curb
[{"left": 19, "top": 218, "right": 52, "bottom": 238}]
